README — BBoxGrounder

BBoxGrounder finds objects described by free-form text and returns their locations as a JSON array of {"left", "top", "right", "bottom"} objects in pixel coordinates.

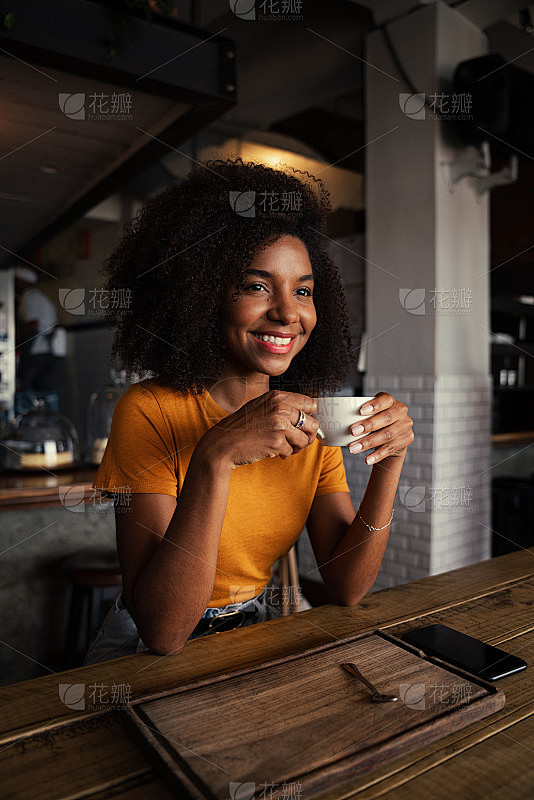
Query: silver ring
[{"left": 295, "top": 409, "right": 306, "bottom": 429}]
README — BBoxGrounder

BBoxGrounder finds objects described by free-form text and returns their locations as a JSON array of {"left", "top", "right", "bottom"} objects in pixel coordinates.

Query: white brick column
[
  {"left": 343, "top": 373, "right": 492, "bottom": 590},
  {"left": 357, "top": 3, "right": 492, "bottom": 589}
]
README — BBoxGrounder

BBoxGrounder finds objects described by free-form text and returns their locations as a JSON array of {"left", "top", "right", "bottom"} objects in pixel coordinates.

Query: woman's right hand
[{"left": 196, "top": 390, "right": 319, "bottom": 469}]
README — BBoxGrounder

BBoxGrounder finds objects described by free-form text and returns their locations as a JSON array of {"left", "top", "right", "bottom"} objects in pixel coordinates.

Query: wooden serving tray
[{"left": 121, "top": 630, "right": 505, "bottom": 799}]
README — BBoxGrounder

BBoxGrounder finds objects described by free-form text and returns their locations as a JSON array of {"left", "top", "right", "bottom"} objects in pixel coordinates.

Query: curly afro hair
[{"left": 103, "top": 158, "right": 356, "bottom": 396}]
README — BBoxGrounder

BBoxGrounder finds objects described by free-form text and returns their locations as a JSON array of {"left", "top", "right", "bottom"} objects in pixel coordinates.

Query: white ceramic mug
[{"left": 314, "top": 396, "right": 376, "bottom": 447}]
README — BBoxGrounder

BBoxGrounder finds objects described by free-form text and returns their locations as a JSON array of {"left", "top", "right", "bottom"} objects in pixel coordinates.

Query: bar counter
[
  {"left": 0, "top": 466, "right": 114, "bottom": 685},
  {"left": 0, "top": 467, "right": 101, "bottom": 511}
]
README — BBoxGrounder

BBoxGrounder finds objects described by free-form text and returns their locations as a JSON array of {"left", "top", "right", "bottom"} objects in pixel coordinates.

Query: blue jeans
[{"left": 83, "top": 586, "right": 282, "bottom": 665}]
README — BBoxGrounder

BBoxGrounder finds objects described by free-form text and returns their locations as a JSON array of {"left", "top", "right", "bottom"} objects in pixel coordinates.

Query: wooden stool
[
  {"left": 274, "top": 544, "right": 312, "bottom": 615},
  {"left": 63, "top": 549, "right": 122, "bottom": 669}
]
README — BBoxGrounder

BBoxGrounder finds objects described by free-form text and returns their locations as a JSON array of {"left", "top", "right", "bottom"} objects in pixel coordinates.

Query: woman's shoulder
[
  {"left": 121, "top": 379, "right": 203, "bottom": 410},
  {"left": 111, "top": 380, "right": 202, "bottom": 441}
]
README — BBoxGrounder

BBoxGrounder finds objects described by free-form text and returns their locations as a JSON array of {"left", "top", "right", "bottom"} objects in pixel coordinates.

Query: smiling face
[{"left": 220, "top": 235, "right": 317, "bottom": 383}]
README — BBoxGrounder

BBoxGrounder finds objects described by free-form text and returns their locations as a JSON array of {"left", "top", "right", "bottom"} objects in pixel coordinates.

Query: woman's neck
[{"left": 205, "top": 374, "right": 270, "bottom": 414}]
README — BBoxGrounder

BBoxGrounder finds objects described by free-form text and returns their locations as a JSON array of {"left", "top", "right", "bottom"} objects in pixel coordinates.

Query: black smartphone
[{"left": 401, "top": 623, "right": 527, "bottom": 681}]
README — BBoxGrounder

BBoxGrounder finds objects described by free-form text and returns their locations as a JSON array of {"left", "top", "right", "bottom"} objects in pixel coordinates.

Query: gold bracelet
[{"left": 357, "top": 508, "right": 394, "bottom": 532}]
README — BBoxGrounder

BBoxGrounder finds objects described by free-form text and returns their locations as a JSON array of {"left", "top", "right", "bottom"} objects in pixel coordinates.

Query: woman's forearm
[
  {"left": 132, "top": 445, "right": 233, "bottom": 654},
  {"left": 322, "top": 453, "right": 406, "bottom": 605}
]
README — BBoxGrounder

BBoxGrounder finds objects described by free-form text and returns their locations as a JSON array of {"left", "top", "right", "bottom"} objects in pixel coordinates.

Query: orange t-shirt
[{"left": 94, "top": 380, "right": 349, "bottom": 606}]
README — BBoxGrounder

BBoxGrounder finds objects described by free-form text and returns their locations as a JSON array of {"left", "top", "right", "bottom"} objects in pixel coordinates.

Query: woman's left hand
[{"left": 348, "top": 392, "right": 414, "bottom": 465}]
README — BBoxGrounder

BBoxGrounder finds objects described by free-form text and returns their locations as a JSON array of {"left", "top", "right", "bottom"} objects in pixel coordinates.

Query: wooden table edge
[{"left": 0, "top": 549, "right": 533, "bottom": 746}]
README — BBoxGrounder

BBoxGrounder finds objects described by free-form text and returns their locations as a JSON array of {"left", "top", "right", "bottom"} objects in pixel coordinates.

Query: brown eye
[{"left": 245, "top": 283, "right": 268, "bottom": 292}]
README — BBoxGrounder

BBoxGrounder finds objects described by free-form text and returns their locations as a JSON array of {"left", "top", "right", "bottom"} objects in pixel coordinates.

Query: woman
[{"left": 85, "top": 158, "right": 413, "bottom": 664}]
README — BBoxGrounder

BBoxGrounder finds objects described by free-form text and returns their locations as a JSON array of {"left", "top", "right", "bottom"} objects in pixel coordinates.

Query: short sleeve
[
  {"left": 315, "top": 445, "right": 350, "bottom": 497},
  {"left": 93, "top": 385, "right": 178, "bottom": 496}
]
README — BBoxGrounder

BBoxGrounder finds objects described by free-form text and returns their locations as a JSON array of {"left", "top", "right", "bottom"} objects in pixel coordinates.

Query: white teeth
[{"left": 252, "top": 333, "right": 292, "bottom": 345}]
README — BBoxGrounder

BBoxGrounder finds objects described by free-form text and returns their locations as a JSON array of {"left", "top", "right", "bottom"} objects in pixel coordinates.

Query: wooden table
[{"left": 1, "top": 548, "right": 533, "bottom": 799}]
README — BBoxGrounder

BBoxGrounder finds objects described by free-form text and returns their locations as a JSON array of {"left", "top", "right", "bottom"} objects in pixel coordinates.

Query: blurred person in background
[{"left": 14, "top": 265, "right": 67, "bottom": 409}]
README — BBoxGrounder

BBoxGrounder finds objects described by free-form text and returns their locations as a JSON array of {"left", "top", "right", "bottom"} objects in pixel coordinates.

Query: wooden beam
[
  {"left": 16, "top": 105, "right": 231, "bottom": 263},
  {"left": 0, "top": 0, "right": 236, "bottom": 266},
  {"left": 0, "top": 0, "right": 236, "bottom": 101}
]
